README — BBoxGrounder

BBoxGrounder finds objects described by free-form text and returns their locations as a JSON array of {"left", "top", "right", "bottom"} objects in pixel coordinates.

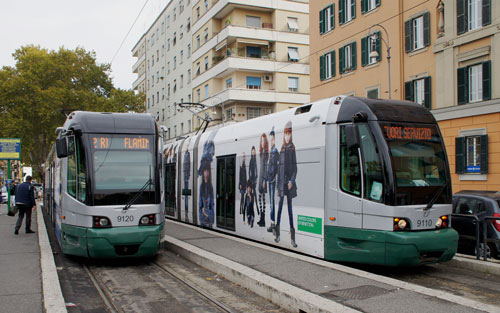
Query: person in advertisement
[
  {"left": 198, "top": 158, "right": 214, "bottom": 228},
  {"left": 244, "top": 179, "right": 255, "bottom": 227},
  {"left": 249, "top": 146, "right": 258, "bottom": 217},
  {"left": 257, "top": 133, "right": 269, "bottom": 227},
  {"left": 239, "top": 152, "right": 247, "bottom": 222},
  {"left": 266, "top": 127, "right": 279, "bottom": 235},
  {"left": 183, "top": 138, "right": 191, "bottom": 222},
  {"left": 275, "top": 121, "right": 298, "bottom": 248}
]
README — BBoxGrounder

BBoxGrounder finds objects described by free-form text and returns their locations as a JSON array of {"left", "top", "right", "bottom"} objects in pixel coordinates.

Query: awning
[
  {"left": 287, "top": 19, "right": 299, "bottom": 31},
  {"left": 215, "top": 39, "right": 227, "bottom": 51},
  {"left": 237, "top": 38, "right": 268, "bottom": 46},
  {"left": 288, "top": 48, "right": 299, "bottom": 61}
]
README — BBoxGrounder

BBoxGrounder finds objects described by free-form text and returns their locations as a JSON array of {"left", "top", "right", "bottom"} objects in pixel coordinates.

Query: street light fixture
[{"left": 368, "top": 24, "right": 391, "bottom": 99}]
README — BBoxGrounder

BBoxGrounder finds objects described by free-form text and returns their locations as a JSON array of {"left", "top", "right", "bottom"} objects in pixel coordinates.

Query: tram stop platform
[
  {"left": 0, "top": 202, "right": 65, "bottom": 313},
  {"left": 164, "top": 219, "right": 500, "bottom": 313}
]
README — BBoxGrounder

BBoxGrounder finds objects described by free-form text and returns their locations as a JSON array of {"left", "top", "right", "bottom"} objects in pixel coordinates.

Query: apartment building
[
  {"left": 433, "top": 0, "right": 499, "bottom": 191},
  {"left": 132, "top": 34, "right": 147, "bottom": 95},
  {"left": 133, "top": 0, "right": 194, "bottom": 140},
  {"left": 190, "top": 0, "right": 310, "bottom": 127}
]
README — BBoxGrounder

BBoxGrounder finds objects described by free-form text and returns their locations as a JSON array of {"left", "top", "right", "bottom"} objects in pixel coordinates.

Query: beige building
[{"left": 190, "top": 0, "right": 310, "bottom": 128}]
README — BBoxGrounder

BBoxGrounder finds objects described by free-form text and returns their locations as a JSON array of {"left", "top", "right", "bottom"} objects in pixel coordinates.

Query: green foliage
[{"left": 0, "top": 45, "right": 146, "bottom": 179}]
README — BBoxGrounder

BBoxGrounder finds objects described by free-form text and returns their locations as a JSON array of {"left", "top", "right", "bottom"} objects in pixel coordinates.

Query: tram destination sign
[
  {"left": 0, "top": 138, "right": 21, "bottom": 160},
  {"left": 91, "top": 135, "right": 151, "bottom": 150},
  {"left": 380, "top": 123, "right": 434, "bottom": 141}
]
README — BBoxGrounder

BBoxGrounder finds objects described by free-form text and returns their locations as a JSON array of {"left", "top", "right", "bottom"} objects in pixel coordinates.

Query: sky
[{"left": 0, "top": 0, "right": 171, "bottom": 90}]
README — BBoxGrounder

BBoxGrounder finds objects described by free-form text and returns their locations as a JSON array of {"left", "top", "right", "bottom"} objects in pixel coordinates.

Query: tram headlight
[
  {"left": 93, "top": 216, "right": 111, "bottom": 228},
  {"left": 393, "top": 218, "right": 409, "bottom": 231},
  {"left": 139, "top": 214, "right": 156, "bottom": 226}
]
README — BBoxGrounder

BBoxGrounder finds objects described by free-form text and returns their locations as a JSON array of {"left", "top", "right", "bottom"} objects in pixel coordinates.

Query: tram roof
[{"left": 63, "top": 111, "right": 157, "bottom": 135}]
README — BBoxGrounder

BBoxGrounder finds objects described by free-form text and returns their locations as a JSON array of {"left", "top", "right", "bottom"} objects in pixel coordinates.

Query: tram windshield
[
  {"left": 379, "top": 123, "right": 449, "bottom": 205},
  {"left": 88, "top": 134, "right": 157, "bottom": 205}
]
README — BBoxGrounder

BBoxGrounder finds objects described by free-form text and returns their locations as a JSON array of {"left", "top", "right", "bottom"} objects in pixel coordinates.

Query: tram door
[
  {"left": 165, "top": 163, "right": 176, "bottom": 217},
  {"left": 216, "top": 155, "right": 236, "bottom": 231}
]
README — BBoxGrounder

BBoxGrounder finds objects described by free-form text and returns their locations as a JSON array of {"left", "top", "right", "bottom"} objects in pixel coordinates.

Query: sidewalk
[{"left": 0, "top": 203, "right": 66, "bottom": 313}]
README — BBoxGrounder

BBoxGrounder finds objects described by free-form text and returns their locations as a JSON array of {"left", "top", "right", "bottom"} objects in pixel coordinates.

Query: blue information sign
[
  {"left": 0, "top": 138, "right": 21, "bottom": 160},
  {"left": 466, "top": 165, "right": 480, "bottom": 173}
]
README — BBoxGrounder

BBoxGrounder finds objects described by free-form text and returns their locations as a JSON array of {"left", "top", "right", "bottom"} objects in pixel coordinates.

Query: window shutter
[
  {"left": 457, "top": 67, "right": 468, "bottom": 105},
  {"left": 330, "top": 4, "right": 335, "bottom": 30},
  {"left": 482, "top": 61, "right": 491, "bottom": 100},
  {"left": 339, "top": 0, "right": 345, "bottom": 25},
  {"left": 376, "top": 31, "right": 381, "bottom": 61},
  {"left": 479, "top": 135, "right": 488, "bottom": 174},
  {"left": 376, "top": 0, "right": 380, "bottom": 7},
  {"left": 424, "top": 76, "right": 431, "bottom": 109},
  {"left": 482, "top": 0, "right": 491, "bottom": 26},
  {"left": 405, "top": 81, "right": 413, "bottom": 101},
  {"left": 361, "top": 36, "right": 368, "bottom": 67},
  {"left": 320, "top": 54, "right": 325, "bottom": 80},
  {"left": 361, "top": 0, "right": 367, "bottom": 13},
  {"left": 404, "top": 20, "right": 411, "bottom": 52},
  {"left": 319, "top": 9, "right": 325, "bottom": 34},
  {"left": 330, "top": 50, "right": 336, "bottom": 77},
  {"left": 457, "top": 0, "right": 467, "bottom": 35},
  {"left": 423, "top": 12, "right": 430, "bottom": 47},
  {"left": 339, "top": 47, "right": 345, "bottom": 74},
  {"left": 351, "top": 41, "right": 357, "bottom": 70},
  {"left": 455, "top": 137, "right": 466, "bottom": 174},
  {"left": 351, "top": 0, "right": 356, "bottom": 19}
]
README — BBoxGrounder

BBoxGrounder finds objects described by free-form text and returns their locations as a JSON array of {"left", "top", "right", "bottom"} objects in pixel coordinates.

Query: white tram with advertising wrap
[
  {"left": 163, "top": 96, "right": 458, "bottom": 266},
  {"left": 43, "top": 111, "right": 165, "bottom": 258}
]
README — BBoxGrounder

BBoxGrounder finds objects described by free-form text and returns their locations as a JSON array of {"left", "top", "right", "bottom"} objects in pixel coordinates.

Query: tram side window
[
  {"left": 358, "top": 124, "right": 384, "bottom": 202},
  {"left": 76, "top": 138, "right": 87, "bottom": 202},
  {"left": 67, "top": 136, "right": 87, "bottom": 203},
  {"left": 340, "top": 126, "right": 361, "bottom": 196},
  {"left": 67, "top": 137, "right": 77, "bottom": 197}
]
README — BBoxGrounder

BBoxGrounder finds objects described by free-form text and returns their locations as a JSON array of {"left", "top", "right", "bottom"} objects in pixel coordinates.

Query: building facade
[
  {"left": 433, "top": 0, "right": 499, "bottom": 191},
  {"left": 132, "top": 34, "right": 147, "bottom": 95},
  {"left": 190, "top": 0, "right": 310, "bottom": 128}
]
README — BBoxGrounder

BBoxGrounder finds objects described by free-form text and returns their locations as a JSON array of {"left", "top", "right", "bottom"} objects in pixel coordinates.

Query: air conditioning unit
[
  {"left": 263, "top": 109, "right": 272, "bottom": 115},
  {"left": 263, "top": 75, "right": 272, "bottom": 82}
]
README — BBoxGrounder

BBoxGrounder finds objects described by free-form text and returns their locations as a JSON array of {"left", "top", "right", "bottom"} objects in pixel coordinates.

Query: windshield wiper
[
  {"left": 424, "top": 184, "right": 447, "bottom": 211},
  {"left": 122, "top": 179, "right": 153, "bottom": 211}
]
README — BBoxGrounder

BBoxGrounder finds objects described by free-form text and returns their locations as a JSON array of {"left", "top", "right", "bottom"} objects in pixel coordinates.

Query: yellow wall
[
  {"left": 275, "top": 42, "right": 309, "bottom": 63},
  {"left": 438, "top": 113, "right": 500, "bottom": 192},
  {"left": 275, "top": 73, "right": 309, "bottom": 94},
  {"left": 273, "top": 10, "right": 309, "bottom": 34}
]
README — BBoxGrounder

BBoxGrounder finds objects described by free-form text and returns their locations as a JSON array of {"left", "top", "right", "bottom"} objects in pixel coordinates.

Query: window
[
  {"left": 167, "top": 15, "right": 170, "bottom": 27},
  {"left": 196, "top": 35, "right": 200, "bottom": 49},
  {"left": 173, "top": 33, "right": 177, "bottom": 45},
  {"left": 339, "top": 0, "right": 356, "bottom": 25},
  {"left": 288, "top": 47, "right": 299, "bottom": 62},
  {"left": 173, "top": 80, "right": 177, "bottom": 93},
  {"left": 457, "top": 61, "right": 491, "bottom": 105},
  {"left": 287, "top": 17, "right": 299, "bottom": 32},
  {"left": 320, "top": 50, "right": 336, "bottom": 80},
  {"left": 319, "top": 4, "right": 335, "bottom": 34},
  {"left": 204, "top": 0, "right": 208, "bottom": 9},
  {"left": 67, "top": 136, "right": 87, "bottom": 202},
  {"left": 180, "top": 75, "right": 184, "bottom": 88},
  {"left": 196, "top": 7, "right": 200, "bottom": 19},
  {"left": 456, "top": 134, "right": 488, "bottom": 174},
  {"left": 173, "top": 8, "right": 176, "bottom": 21},
  {"left": 157, "top": 91, "right": 159, "bottom": 103},
  {"left": 196, "top": 89, "right": 201, "bottom": 101},
  {"left": 204, "top": 56, "right": 209, "bottom": 70},
  {"left": 174, "top": 56, "right": 177, "bottom": 69},
  {"left": 162, "top": 88, "right": 165, "bottom": 100},
  {"left": 188, "top": 44, "right": 191, "bottom": 58},
  {"left": 204, "top": 28, "right": 209, "bottom": 42},
  {"left": 362, "top": 32, "right": 381, "bottom": 66},
  {"left": 405, "top": 76, "right": 431, "bottom": 109},
  {"left": 152, "top": 95, "right": 155, "bottom": 105},
  {"left": 340, "top": 125, "right": 361, "bottom": 196},
  {"left": 246, "top": 76, "right": 261, "bottom": 89},
  {"left": 195, "top": 62, "right": 200, "bottom": 76},
  {"left": 187, "top": 18, "right": 191, "bottom": 32},
  {"left": 288, "top": 77, "right": 299, "bottom": 92},
  {"left": 366, "top": 88, "right": 379, "bottom": 99},
  {"left": 226, "top": 78, "right": 232, "bottom": 88},
  {"left": 225, "top": 108, "right": 233, "bottom": 121},
  {"left": 358, "top": 124, "right": 384, "bottom": 202},
  {"left": 246, "top": 16, "right": 261, "bottom": 28},
  {"left": 361, "top": 0, "right": 380, "bottom": 13},
  {"left": 180, "top": 0, "right": 184, "bottom": 13},
  {"left": 458, "top": 0, "right": 490, "bottom": 35},
  {"left": 180, "top": 50, "right": 184, "bottom": 63},
  {"left": 168, "top": 39, "right": 171, "bottom": 51},
  {"left": 339, "top": 42, "right": 356, "bottom": 73},
  {"left": 168, "top": 62, "right": 170, "bottom": 74},
  {"left": 247, "top": 46, "right": 261, "bottom": 58},
  {"left": 405, "top": 13, "right": 430, "bottom": 52},
  {"left": 247, "top": 107, "right": 261, "bottom": 120},
  {"left": 204, "top": 84, "right": 209, "bottom": 98},
  {"left": 188, "top": 69, "right": 191, "bottom": 83},
  {"left": 188, "top": 120, "right": 191, "bottom": 132}
]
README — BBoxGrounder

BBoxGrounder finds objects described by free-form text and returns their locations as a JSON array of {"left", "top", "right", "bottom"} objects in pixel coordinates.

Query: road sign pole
[{"left": 7, "top": 160, "right": 11, "bottom": 213}]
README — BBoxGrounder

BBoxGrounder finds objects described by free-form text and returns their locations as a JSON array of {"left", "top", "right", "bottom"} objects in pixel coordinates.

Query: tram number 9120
[
  {"left": 117, "top": 215, "right": 134, "bottom": 223},
  {"left": 416, "top": 219, "right": 433, "bottom": 228}
]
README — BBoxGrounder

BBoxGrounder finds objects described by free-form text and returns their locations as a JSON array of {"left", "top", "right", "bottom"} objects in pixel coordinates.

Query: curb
[
  {"left": 165, "top": 235, "right": 361, "bottom": 313},
  {"left": 37, "top": 205, "right": 67, "bottom": 313},
  {"left": 450, "top": 255, "right": 500, "bottom": 276}
]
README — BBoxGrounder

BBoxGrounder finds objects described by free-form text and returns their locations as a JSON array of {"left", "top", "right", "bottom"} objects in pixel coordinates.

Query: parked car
[
  {"left": 452, "top": 190, "right": 500, "bottom": 259},
  {"left": 1, "top": 186, "right": 7, "bottom": 204}
]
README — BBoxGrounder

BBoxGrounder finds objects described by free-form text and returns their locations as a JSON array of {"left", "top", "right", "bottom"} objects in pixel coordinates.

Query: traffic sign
[{"left": 0, "top": 138, "right": 21, "bottom": 160}]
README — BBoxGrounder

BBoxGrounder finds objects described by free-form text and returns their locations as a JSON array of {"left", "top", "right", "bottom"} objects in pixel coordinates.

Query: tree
[{"left": 0, "top": 45, "right": 146, "bottom": 179}]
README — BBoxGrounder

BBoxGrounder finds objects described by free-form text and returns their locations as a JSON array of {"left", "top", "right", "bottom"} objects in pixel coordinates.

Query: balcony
[
  {"left": 200, "top": 87, "right": 310, "bottom": 107},
  {"left": 132, "top": 73, "right": 145, "bottom": 90},
  {"left": 132, "top": 54, "right": 146, "bottom": 73}
]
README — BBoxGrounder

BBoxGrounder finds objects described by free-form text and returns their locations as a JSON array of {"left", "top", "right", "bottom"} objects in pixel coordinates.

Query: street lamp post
[{"left": 368, "top": 24, "right": 391, "bottom": 99}]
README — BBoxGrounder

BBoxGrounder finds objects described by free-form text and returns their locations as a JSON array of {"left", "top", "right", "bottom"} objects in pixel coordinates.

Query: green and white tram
[
  {"left": 164, "top": 96, "right": 458, "bottom": 266},
  {"left": 43, "top": 111, "right": 165, "bottom": 258}
]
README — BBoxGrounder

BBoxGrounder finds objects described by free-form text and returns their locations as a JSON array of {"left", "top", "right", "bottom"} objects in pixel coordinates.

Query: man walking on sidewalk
[{"left": 14, "top": 176, "right": 36, "bottom": 235}]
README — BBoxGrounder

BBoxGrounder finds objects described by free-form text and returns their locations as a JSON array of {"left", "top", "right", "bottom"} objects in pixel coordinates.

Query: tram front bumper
[{"left": 61, "top": 223, "right": 164, "bottom": 258}]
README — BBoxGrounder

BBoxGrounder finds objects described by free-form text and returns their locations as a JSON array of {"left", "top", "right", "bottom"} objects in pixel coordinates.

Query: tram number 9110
[
  {"left": 416, "top": 219, "right": 433, "bottom": 229},
  {"left": 117, "top": 215, "right": 134, "bottom": 223}
]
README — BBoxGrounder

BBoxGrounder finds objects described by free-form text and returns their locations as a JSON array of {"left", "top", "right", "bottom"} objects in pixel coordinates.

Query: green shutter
[
  {"left": 424, "top": 76, "right": 432, "bottom": 109},
  {"left": 404, "top": 20, "right": 411, "bottom": 52},
  {"left": 320, "top": 54, "right": 325, "bottom": 80},
  {"left": 319, "top": 8, "right": 325, "bottom": 34},
  {"left": 339, "top": 0, "right": 345, "bottom": 25},
  {"left": 479, "top": 135, "right": 488, "bottom": 174},
  {"left": 351, "top": 0, "right": 356, "bottom": 19},
  {"left": 339, "top": 47, "right": 345, "bottom": 74},
  {"left": 457, "top": 67, "right": 468, "bottom": 105},
  {"left": 482, "top": 0, "right": 491, "bottom": 26},
  {"left": 361, "top": 0, "right": 367, "bottom": 13},
  {"left": 482, "top": 61, "right": 491, "bottom": 100},
  {"left": 455, "top": 137, "right": 466, "bottom": 174},
  {"left": 376, "top": 0, "right": 380, "bottom": 7},
  {"left": 330, "top": 4, "right": 335, "bottom": 30},
  {"left": 405, "top": 81, "right": 413, "bottom": 101},
  {"left": 351, "top": 41, "right": 357, "bottom": 70},
  {"left": 423, "top": 12, "right": 430, "bottom": 47},
  {"left": 376, "top": 31, "right": 381, "bottom": 62},
  {"left": 361, "top": 36, "right": 368, "bottom": 67},
  {"left": 331, "top": 50, "right": 336, "bottom": 77},
  {"left": 457, "top": 0, "right": 467, "bottom": 35}
]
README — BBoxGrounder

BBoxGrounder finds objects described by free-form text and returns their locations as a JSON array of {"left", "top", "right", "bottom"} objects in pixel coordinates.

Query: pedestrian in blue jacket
[{"left": 14, "top": 176, "right": 36, "bottom": 235}]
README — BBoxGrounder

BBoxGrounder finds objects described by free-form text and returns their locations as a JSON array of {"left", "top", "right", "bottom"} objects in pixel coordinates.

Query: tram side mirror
[
  {"left": 345, "top": 125, "right": 359, "bottom": 149},
  {"left": 56, "top": 137, "right": 69, "bottom": 158}
]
